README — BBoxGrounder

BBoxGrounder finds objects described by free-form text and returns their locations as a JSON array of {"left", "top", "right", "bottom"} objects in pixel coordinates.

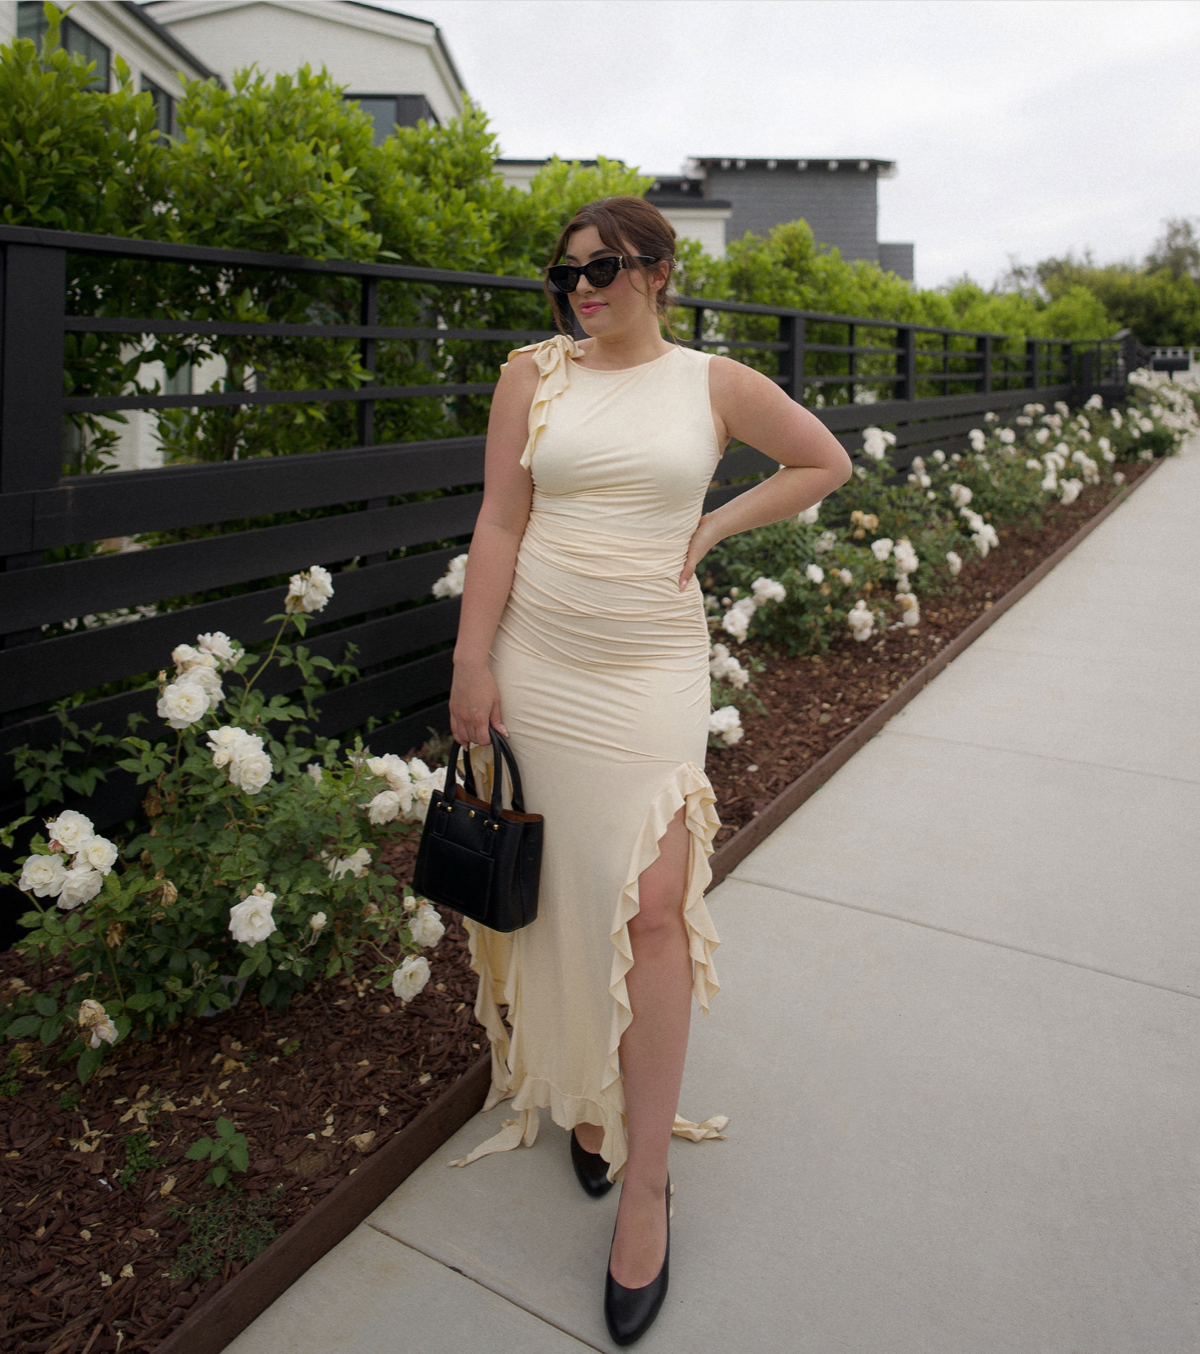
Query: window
[
  {"left": 141, "top": 75, "right": 175, "bottom": 138},
  {"left": 344, "top": 95, "right": 438, "bottom": 146},
  {"left": 17, "top": 3, "right": 110, "bottom": 91}
]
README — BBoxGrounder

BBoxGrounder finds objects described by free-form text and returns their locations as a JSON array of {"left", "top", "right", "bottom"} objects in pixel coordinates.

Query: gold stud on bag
[{"left": 412, "top": 727, "right": 543, "bottom": 932}]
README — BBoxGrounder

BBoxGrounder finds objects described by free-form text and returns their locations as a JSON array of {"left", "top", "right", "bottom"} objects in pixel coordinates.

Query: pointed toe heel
[
  {"left": 603, "top": 1180, "right": 670, "bottom": 1347},
  {"left": 570, "top": 1128, "right": 614, "bottom": 1198}
]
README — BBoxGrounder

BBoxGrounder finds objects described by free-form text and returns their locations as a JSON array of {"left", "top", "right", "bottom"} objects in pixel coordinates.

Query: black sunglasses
[{"left": 546, "top": 254, "right": 660, "bottom": 294}]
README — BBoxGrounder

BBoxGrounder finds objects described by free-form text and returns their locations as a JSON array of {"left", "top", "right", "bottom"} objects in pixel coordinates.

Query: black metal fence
[{"left": 0, "top": 223, "right": 1130, "bottom": 839}]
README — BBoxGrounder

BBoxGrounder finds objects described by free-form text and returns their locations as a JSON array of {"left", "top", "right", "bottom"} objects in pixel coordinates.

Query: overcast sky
[{"left": 380, "top": 0, "right": 1200, "bottom": 290}]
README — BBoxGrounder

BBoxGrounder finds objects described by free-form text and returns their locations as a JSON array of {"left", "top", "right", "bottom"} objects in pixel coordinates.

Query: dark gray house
[{"left": 644, "top": 156, "right": 914, "bottom": 280}]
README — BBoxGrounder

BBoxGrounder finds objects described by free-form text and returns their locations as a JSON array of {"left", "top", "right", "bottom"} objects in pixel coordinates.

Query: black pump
[
  {"left": 570, "top": 1128, "right": 614, "bottom": 1198},
  {"left": 603, "top": 1179, "right": 670, "bottom": 1346}
]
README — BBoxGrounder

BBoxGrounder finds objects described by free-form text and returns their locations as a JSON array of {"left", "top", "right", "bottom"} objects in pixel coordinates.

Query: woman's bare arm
[
  {"left": 448, "top": 352, "right": 539, "bottom": 745},
  {"left": 678, "top": 357, "right": 854, "bottom": 590}
]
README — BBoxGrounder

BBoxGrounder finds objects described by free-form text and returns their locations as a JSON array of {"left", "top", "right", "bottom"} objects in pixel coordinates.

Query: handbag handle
[{"left": 447, "top": 727, "right": 526, "bottom": 815}]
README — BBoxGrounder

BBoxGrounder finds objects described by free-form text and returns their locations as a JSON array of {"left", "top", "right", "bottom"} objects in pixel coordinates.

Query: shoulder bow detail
[{"left": 502, "top": 333, "right": 583, "bottom": 470}]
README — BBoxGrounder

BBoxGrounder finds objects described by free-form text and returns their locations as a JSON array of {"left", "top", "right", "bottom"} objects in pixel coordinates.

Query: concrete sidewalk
[{"left": 228, "top": 438, "right": 1200, "bottom": 1354}]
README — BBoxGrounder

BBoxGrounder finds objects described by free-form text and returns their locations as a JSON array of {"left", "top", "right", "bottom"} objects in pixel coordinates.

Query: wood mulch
[{"left": 0, "top": 463, "right": 1148, "bottom": 1353}]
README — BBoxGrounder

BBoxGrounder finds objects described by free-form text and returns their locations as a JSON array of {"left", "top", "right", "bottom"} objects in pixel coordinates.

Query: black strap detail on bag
[{"left": 412, "top": 726, "right": 543, "bottom": 934}]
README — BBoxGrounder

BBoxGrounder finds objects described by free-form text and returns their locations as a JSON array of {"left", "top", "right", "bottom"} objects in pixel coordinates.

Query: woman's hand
[
  {"left": 678, "top": 513, "right": 724, "bottom": 592},
  {"left": 449, "top": 660, "right": 508, "bottom": 747}
]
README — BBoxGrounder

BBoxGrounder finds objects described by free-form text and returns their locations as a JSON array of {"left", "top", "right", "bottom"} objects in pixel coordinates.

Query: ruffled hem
[
  {"left": 502, "top": 334, "right": 582, "bottom": 470},
  {"left": 451, "top": 753, "right": 726, "bottom": 1180}
]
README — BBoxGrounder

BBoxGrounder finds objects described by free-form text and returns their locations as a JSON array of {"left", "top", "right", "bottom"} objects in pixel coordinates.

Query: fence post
[
  {"left": 895, "top": 325, "right": 915, "bottom": 401},
  {"left": 976, "top": 334, "right": 992, "bottom": 394},
  {"left": 0, "top": 243, "right": 65, "bottom": 500},
  {"left": 1025, "top": 338, "right": 1039, "bottom": 389},
  {"left": 779, "top": 314, "right": 805, "bottom": 403},
  {"left": 691, "top": 304, "right": 705, "bottom": 351},
  {"left": 357, "top": 275, "right": 377, "bottom": 448}
]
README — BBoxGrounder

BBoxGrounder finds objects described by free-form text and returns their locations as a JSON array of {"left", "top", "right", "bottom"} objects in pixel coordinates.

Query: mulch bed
[{"left": 0, "top": 463, "right": 1149, "bottom": 1353}]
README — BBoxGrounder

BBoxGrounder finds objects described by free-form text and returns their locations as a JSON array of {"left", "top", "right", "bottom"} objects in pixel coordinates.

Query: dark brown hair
[{"left": 545, "top": 196, "right": 678, "bottom": 335}]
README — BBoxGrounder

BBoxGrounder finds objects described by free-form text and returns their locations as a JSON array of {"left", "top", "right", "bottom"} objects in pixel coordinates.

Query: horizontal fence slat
[
  {"left": 362, "top": 700, "right": 451, "bottom": 762},
  {"left": 713, "top": 445, "right": 777, "bottom": 480},
  {"left": 0, "top": 437, "right": 487, "bottom": 552},
  {"left": 315, "top": 650, "right": 455, "bottom": 737},
  {"left": 0, "top": 224, "right": 548, "bottom": 290},
  {"left": 65, "top": 382, "right": 497, "bottom": 414},
  {"left": 815, "top": 385, "right": 1076, "bottom": 433},
  {"left": 0, "top": 564, "right": 463, "bottom": 714},
  {"left": 65, "top": 317, "right": 555, "bottom": 344},
  {"left": 0, "top": 494, "right": 482, "bottom": 635},
  {"left": 0, "top": 640, "right": 458, "bottom": 769}
]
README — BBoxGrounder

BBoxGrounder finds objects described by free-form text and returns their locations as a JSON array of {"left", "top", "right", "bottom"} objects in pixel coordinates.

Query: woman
[{"left": 447, "top": 196, "right": 851, "bottom": 1345}]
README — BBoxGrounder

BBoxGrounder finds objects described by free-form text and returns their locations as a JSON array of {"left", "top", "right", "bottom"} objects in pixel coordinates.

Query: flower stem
[{"left": 242, "top": 615, "right": 292, "bottom": 699}]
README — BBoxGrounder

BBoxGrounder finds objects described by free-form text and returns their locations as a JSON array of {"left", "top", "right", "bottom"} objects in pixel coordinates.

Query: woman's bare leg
[{"left": 608, "top": 803, "right": 693, "bottom": 1287}]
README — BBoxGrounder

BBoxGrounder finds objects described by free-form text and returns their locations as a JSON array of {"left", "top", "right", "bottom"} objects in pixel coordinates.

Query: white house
[
  {"left": 1, "top": 0, "right": 219, "bottom": 130},
  {"left": 145, "top": 0, "right": 466, "bottom": 138}
]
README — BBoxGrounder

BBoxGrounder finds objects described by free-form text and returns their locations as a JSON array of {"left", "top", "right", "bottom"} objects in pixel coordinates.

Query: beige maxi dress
[{"left": 450, "top": 334, "right": 729, "bottom": 1182}]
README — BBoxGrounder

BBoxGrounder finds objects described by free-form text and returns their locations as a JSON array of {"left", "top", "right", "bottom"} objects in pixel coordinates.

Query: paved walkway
[{"left": 227, "top": 436, "right": 1200, "bottom": 1354}]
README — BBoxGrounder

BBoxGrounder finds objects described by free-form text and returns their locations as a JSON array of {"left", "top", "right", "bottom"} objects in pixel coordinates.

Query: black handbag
[{"left": 412, "top": 727, "right": 543, "bottom": 932}]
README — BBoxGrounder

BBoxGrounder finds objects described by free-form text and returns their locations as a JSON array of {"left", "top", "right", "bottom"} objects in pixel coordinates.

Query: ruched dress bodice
[{"left": 451, "top": 335, "right": 730, "bottom": 1180}]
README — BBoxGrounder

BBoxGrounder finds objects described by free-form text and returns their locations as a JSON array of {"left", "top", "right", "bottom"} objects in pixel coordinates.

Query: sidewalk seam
[
  {"left": 724, "top": 877, "right": 1200, "bottom": 1002},
  {"left": 363, "top": 1222, "right": 607, "bottom": 1352},
  {"left": 880, "top": 727, "right": 1200, "bottom": 787}
]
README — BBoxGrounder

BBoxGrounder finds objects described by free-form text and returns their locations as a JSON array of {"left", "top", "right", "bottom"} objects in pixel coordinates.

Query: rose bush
[
  {"left": 1, "top": 568, "right": 447, "bottom": 1083},
  {"left": 702, "top": 378, "right": 1196, "bottom": 666}
]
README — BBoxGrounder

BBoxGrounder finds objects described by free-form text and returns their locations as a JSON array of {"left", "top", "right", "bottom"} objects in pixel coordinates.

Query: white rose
[
  {"left": 157, "top": 681, "right": 210, "bottom": 730},
  {"left": 329, "top": 846, "right": 372, "bottom": 879},
  {"left": 392, "top": 954, "right": 431, "bottom": 1003},
  {"left": 309, "top": 911, "right": 327, "bottom": 933},
  {"left": 178, "top": 665, "right": 223, "bottom": 703},
  {"left": 837, "top": 568, "right": 853, "bottom": 585},
  {"left": 229, "top": 745, "right": 273, "bottom": 795},
  {"left": 196, "top": 631, "right": 242, "bottom": 667},
  {"left": 804, "top": 564, "right": 825, "bottom": 585},
  {"left": 367, "top": 790, "right": 402, "bottom": 825},
  {"left": 709, "top": 704, "right": 743, "bottom": 739},
  {"left": 77, "top": 998, "right": 108, "bottom": 1029},
  {"left": 1060, "top": 478, "right": 1083, "bottom": 505},
  {"left": 432, "top": 553, "right": 468, "bottom": 599},
  {"left": 89, "top": 1016, "right": 119, "bottom": 1049},
  {"left": 408, "top": 762, "right": 447, "bottom": 819},
  {"left": 19, "top": 853, "right": 69, "bottom": 898},
  {"left": 796, "top": 501, "right": 821, "bottom": 525},
  {"left": 207, "top": 725, "right": 252, "bottom": 768},
  {"left": 306, "top": 763, "right": 323, "bottom": 784},
  {"left": 78, "top": 836, "right": 118, "bottom": 876},
  {"left": 58, "top": 864, "right": 103, "bottom": 910},
  {"left": 847, "top": 600, "right": 876, "bottom": 642},
  {"left": 946, "top": 551, "right": 963, "bottom": 576},
  {"left": 751, "top": 576, "right": 786, "bottom": 604},
  {"left": 285, "top": 564, "right": 335, "bottom": 614},
  {"left": 408, "top": 903, "right": 446, "bottom": 949},
  {"left": 366, "top": 754, "right": 415, "bottom": 813},
  {"left": 229, "top": 885, "right": 277, "bottom": 945},
  {"left": 170, "top": 642, "right": 206, "bottom": 671},
  {"left": 45, "top": 809, "right": 95, "bottom": 854},
  {"left": 870, "top": 538, "right": 894, "bottom": 562}
]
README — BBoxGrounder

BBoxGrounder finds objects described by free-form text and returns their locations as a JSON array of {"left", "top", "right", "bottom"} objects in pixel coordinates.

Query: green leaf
[
  {"left": 208, "top": 1165, "right": 229, "bottom": 1188},
  {"left": 33, "top": 994, "right": 56, "bottom": 1017},
  {"left": 185, "top": 1138, "right": 213, "bottom": 1159},
  {"left": 5, "top": 1014, "right": 42, "bottom": 1039},
  {"left": 228, "top": 1143, "right": 250, "bottom": 1173},
  {"left": 77, "top": 1046, "right": 102, "bottom": 1085},
  {"left": 215, "top": 1115, "right": 235, "bottom": 1137}
]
